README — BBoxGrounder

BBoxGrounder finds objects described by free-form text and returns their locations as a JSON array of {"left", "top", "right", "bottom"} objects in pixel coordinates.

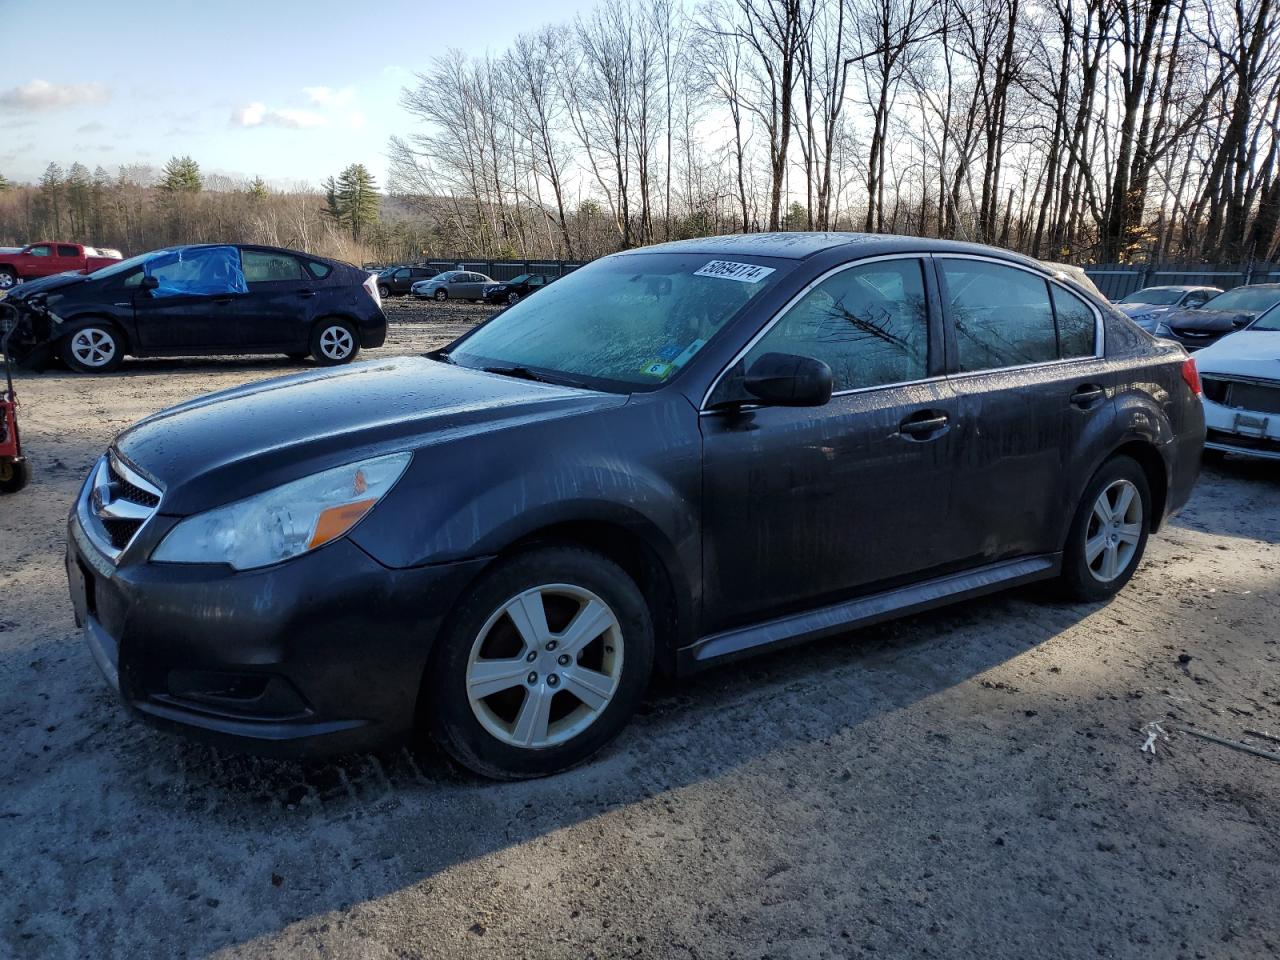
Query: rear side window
[
  {"left": 745, "top": 258, "right": 930, "bottom": 392},
  {"left": 57, "top": 245, "right": 78, "bottom": 257},
  {"left": 1051, "top": 285, "right": 1097, "bottom": 358},
  {"left": 304, "top": 260, "right": 332, "bottom": 279},
  {"left": 941, "top": 260, "right": 1057, "bottom": 371},
  {"left": 242, "top": 250, "right": 303, "bottom": 282}
]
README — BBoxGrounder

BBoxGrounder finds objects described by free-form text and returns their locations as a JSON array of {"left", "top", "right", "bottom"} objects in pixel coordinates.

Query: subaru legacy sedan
[{"left": 67, "top": 234, "right": 1205, "bottom": 779}]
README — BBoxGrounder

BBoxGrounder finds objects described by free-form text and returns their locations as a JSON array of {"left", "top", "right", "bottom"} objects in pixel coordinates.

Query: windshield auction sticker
[{"left": 694, "top": 260, "right": 776, "bottom": 283}]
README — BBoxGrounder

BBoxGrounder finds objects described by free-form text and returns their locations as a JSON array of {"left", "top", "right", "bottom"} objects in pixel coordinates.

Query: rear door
[
  {"left": 237, "top": 249, "right": 312, "bottom": 350},
  {"left": 935, "top": 255, "right": 1111, "bottom": 563},
  {"left": 55, "top": 244, "right": 84, "bottom": 273},
  {"left": 130, "top": 246, "right": 244, "bottom": 352},
  {"left": 700, "top": 255, "right": 961, "bottom": 630}
]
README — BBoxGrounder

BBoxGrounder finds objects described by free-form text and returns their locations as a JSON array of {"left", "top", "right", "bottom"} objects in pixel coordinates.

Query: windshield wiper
[{"left": 483, "top": 365, "right": 557, "bottom": 384}]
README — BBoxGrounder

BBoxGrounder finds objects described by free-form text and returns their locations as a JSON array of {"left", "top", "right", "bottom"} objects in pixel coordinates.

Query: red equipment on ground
[{"left": 1, "top": 302, "right": 31, "bottom": 493}]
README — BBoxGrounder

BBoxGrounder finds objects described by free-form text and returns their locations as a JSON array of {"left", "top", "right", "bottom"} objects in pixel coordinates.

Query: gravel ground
[{"left": 1, "top": 304, "right": 1278, "bottom": 959}]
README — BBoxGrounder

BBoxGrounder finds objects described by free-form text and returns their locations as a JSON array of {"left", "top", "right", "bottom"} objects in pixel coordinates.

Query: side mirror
[
  {"left": 744, "top": 352, "right": 834, "bottom": 407},
  {"left": 139, "top": 274, "right": 159, "bottom": 291}
]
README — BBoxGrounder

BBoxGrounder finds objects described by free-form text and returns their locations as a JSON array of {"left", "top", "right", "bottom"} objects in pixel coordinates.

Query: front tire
[
  {"left": 378, "top": 284, "right": 391, "bottom": 299},
  {"left": 424, "top": 546, "right": 654, "bottom": 780},
  {"left": 0, "top": 269, "right": 16, "bottom": 290},
  {"left": 1057, "top": 455, "right": 1151, "bottom": 602},
  {"left": 310, "top": 319, "right": 359, "bottom": 365},
  {"left": 60, "top": 324, "right": 124, "bottom": 373},
  {"left": 434, "top": 289, "right": 449, "bottom": 302}
]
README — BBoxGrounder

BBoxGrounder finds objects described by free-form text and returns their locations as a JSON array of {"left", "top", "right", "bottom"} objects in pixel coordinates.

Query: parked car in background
[
  {"left": 66, "top": 232, "right": 1204, "bottom": 778},
  {"left": 0, "top": 242, "right": 123, "bottom": 289},
  {"left": 411, "top": 270, "right": 495, "bottom": 301},
  {"left": 1115, "top": 285, "right": 1222, "bottom": 332},
  {"left": 377, "top": 265, "right": 439, "bottom": 298},
  {"left": 1197, "top": 303, "right": 1280, "bottom": 460},
  {"left": 3, "top": 243, "right": 385, "bottom": 372},
  {"left": 482, "top": 273, "right": 555, "bottom": 305},
  {"left": 1152, "top": 283, "right": 1280, "bottom": 350}
]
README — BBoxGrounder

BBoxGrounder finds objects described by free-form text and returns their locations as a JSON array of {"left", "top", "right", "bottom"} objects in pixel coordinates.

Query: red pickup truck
[{"left": 0, "top": 242, "right": 123, "bottom": 289}]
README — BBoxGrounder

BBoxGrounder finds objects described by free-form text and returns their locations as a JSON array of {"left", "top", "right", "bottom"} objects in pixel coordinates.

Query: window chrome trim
[
  {"left": 931, "top": 252, "right": 1106, "bottom": 369},
  {"left": 699, "top": 253, "right": 934, "bottom": 411}
]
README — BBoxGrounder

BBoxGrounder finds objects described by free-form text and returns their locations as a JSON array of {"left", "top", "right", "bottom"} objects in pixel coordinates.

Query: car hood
[
  {"left": 1116, "top": 303, "right": 1167, "bottom": 317},
  {"left": 1194, "top": 330, "right": 1280, "bottom": 380},
  {"left": 114, "top": 355, "right": 625, "bottom": 514},
  {"left": 5, "top": 271, "right": 91, "bottom": 300},
  {"left": 1164, "top": 307, "right": 1258, "bottom": 332}
]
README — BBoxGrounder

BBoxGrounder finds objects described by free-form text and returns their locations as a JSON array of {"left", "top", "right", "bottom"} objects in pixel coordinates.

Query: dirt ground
[{"left": 1, "top": 298, "right": 1278, "bottom": 959}]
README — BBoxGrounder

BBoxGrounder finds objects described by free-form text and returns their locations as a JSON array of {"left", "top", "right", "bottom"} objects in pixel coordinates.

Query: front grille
[
  {"left": 107, "top": 458, "right": 161, "bottom": 507},
  {"left": 1202, "top": 376, "right": 1280, "bottom": 415},
  {"left": 81, "top": 454, "right": 163, "bottom": 559}
]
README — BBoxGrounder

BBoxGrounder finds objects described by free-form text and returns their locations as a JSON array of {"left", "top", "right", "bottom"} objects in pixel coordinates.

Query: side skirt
[{"left": 678, "top": 554, "right": 1061, "bottom": 674}]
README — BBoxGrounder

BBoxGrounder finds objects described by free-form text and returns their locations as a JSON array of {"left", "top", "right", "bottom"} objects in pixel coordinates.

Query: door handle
[
  {"left": 1070, "top": 384, "right": 1106, "bottom": 408},
  {"left": 898, "top": 411, "right": 950, "bottom": 440}
]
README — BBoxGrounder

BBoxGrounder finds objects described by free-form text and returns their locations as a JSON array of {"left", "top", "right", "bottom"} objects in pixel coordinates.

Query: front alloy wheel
[
  {"left": 466, "top": 585, "right": 624, "bottom": 749},
  {"left": 434, "top": 288, "right": 449, "bottom": 302},
  {"left": 506, "top": 291, "right": 521, "bottom": 305},
  {"left": 425, "top": 546, "right": 654, "bottom": 779},
  {"left": 61, "top": 325, "right": 123, "bottom": 373}
]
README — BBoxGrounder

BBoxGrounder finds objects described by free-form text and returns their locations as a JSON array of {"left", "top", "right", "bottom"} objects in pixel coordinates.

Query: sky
[{"left": 0, "top": 0, "right": 577, "bottom": 190}]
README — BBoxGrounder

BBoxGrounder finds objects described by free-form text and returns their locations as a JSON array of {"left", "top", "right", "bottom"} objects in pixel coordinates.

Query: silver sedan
[{"left": 411, "top": 270, "right": 494, "bottom": 302}]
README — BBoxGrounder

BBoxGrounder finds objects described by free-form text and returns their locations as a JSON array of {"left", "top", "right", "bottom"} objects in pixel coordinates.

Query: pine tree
[
  {"left": 322, "top": 176, "right": 342, "bottom": 223},
  {"left": 38, "top": 163, "right": 65, "bottom": 236},
  {"left": 334, "top": 163, "right": 379, "bottom": 240},
  {"left": 159, "top": 155, "right": 202, "bottom": 193},
  {"left": 247, "top": 176, "right": 269, "bottom": 201},
  {"left": 66, "top": 162, "right": 92, "bottom": 237},
  {"left": 0, "top": 172, "right": 11, "bottom": 192}
]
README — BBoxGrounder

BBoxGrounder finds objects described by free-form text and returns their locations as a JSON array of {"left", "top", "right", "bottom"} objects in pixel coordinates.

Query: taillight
[
  {"left": 363, "top": 273, "right": 382, "bottom": 309},
  {"left": 1181, "top": 357, "right": 1201, "bottom": 396}
]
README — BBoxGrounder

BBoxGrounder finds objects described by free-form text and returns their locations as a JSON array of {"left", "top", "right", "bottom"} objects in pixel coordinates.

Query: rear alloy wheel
[
  {"left": 434, "top": 289, "right": 449, "bottom": 302},
  {"left": 425, "top": 546, "right": 654, "bottom": 779},
  {"left": 506, "top": 292, "right": 521, "bottom": 305},
  {"left": 310, "top": 320, "right": 359, "bottom": 365},
  {"left": 61, "top": 325, "right": 124, "bottom": 373},
  {"left": 1058, "top": 456, "right": 1151, "bottom": 601}
]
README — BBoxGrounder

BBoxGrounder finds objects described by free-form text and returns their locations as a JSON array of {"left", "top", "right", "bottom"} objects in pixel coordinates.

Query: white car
[{"left": 1196, "top": 305, "right": 1280, "bottom": 460}]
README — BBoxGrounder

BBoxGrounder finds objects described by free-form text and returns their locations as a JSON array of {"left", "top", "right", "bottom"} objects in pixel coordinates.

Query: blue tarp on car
[{"left": 145, "top": 246, "right": 247, "bottom": 298}]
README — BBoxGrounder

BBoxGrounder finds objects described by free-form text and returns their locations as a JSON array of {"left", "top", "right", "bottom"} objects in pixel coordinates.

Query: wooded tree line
[
  {"left": 390, "top": 0, "right": 1280, "bottom": 264},
  {"left": 3, "top": 0, "right": 1278, "bottom": 267}
]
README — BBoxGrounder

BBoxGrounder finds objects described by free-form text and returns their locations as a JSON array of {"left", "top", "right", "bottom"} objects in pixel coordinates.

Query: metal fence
[
  {"left": 371, "top": 255, "right": 1280, "bottom": 300},
  {"left": 1081, "top": 263, "right": 1280, "bottom": 300}
]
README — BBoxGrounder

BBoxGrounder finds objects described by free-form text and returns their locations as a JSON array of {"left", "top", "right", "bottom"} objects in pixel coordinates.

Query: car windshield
[
  {"left": 1120, "top": 288, "right": 1183, "bottom": 306},
  {"left": 1251, "top": 305, "right": 1280, "bottom": 332},
  {"left": 508, "top": 274, "right": 530, "bottom": 284},
  {"left": 445, "top": 252, "right": 786, "bottom": 391},
  {"left": 1202, "top": 286, "right": 1280, "bottom": 312},
  {"left": 88, "top": 249, "right": 175, "bottom": 280}
]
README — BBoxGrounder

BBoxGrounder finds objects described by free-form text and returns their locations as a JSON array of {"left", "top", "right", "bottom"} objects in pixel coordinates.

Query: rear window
[
  {"left": 304, "top": 260, "right": 333, "bottom": 279},
  {"left": 57, "top": 245, "right": 78, "bottom": 257}
]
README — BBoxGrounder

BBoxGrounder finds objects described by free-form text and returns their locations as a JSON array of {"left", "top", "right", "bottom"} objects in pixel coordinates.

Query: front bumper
[
  {"left": 67, "top": 512, "right": 488, "bottom": 758},
  {"left": 1203, "top": 396, "right": 1280, "bottom": 460}
]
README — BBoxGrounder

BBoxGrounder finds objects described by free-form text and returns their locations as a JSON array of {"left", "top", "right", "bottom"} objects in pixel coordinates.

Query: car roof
[
  {"left": 626, "top": 231, "right": 1051, "bottom": 266},
  {"left": 1133, "top": 285, "right": 1220, "bottom": 292}
]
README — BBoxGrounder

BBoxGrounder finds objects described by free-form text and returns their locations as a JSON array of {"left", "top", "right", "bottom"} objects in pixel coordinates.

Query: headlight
[
  {"left": 1154, "top": 322, "right": 1173, "bottom": 337},
  {"left": 153, "top": 452, "right": 411, "bottom": 570}
]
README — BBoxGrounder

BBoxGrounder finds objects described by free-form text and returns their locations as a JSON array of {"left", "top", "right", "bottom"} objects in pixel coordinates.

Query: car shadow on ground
[{"left": 40, "top": 583, "right": 1090, "bottom": 954}]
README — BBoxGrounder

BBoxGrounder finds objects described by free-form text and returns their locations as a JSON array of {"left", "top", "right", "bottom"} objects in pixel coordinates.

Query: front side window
[
  {"left": 145, "top": 246, "right": 248, "bottom": 298},
  {"left": 448, "top": 251, "right": 786, "bottom": 390},
  {"left": 942, "top": 260, "right": 1057, "bottom": 371},
  {"left": 242, "top": 250, "right": 303, "bottom": 283},
  {"left": 27, "top": 245, "right": 50, "bottom": 257},
  {"left": 1251, "top": 305, "right": 1280, "bottom": 332},
  {"left": 743, "top": 258, "right": 930, "bottom": 392}
]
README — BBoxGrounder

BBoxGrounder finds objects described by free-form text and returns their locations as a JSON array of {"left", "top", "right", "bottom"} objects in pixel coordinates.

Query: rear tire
[
  {"left": 309, "top": 319, "right": 359, "bottom": 366},
  {"left": 1057, "top": 455, "right": 1152, "bottom": 602},
  {"left": 378, "top": 284, "right": 391, "bottom": 299},
  {"left": 423, "top": 546, "right": 654, "bottom": 780},
  {"left": 0, "top": 458, "right": 31, "bottom": 493},
  {"left": 60, "top": 324, "right": 124, "bottom": 373}
]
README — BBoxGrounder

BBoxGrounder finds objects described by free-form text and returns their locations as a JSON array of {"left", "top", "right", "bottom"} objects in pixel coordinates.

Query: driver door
[
  {"left": 700, "top": 256, "right": 961, "bottom": 632},
  {"left": 130, "top": 246, "right": 244, "bottom": 352}
]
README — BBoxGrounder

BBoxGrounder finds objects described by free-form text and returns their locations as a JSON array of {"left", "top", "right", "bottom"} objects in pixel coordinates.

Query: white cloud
[
  {"left": 347, "top": 111, "right": 367, "bottom": 130},
  {"left": 231, "top": 102, "right": 328, "bottom": 129},
  {"left": 303, "top": 86, "right": 355, "bottom": 107},
  {"left": 0, "top": 79, "right": 109, "bottom": 111}
]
